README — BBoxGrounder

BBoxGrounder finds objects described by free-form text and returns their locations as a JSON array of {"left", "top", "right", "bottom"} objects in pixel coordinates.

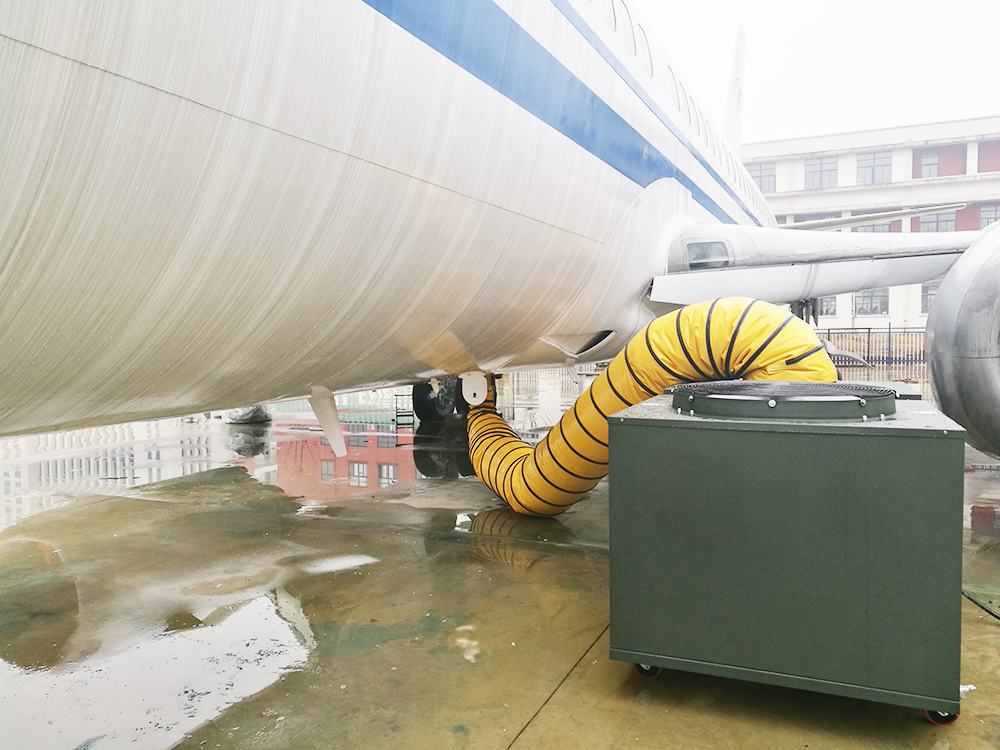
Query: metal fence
[
  {"left": 817, "top": 327, "right": 926, "bottom": 365},
  {"left": 816, "top": 327, "right": 932, "bottom": 400}
]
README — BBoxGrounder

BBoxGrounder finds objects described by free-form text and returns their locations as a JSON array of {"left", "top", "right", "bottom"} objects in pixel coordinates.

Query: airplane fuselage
[{"left": 0, "top": 0, "right": 777, "bottom": 435}]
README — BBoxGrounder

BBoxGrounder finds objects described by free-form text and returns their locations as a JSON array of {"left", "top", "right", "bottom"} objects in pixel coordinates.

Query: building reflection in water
[
  {"left": 0, "top": 417, "right": 231, "bottom": 528},
  {"left": 275, "top": 423, "right": 417, "bottom": 499},
  {"left": 0, "top": 373, "right": 594, "bottom": 528}
]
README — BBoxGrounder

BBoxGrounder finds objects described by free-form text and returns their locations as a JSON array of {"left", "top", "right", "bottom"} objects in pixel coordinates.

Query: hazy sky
[{"left": 628, "top": 0, "right": 1000, "bottom": 144}]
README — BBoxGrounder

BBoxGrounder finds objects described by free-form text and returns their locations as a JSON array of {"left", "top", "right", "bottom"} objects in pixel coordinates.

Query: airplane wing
[
  {"left": 644, "top": 216, "right": 1000, "bottom": 456},
  {"left": 648, "top": 221, "right": 976, "bottom": 307},
  {"left": 781, "top": 203, "right": 967, "bottom": 231}
]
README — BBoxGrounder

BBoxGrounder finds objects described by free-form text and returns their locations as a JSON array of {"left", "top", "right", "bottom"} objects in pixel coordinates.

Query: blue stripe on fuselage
[
  {"left": 548, "top": 0, "right": 762, "bottom": 226},
  {"left": 359, "top": 0, "right": 743, "bottom": 225}
]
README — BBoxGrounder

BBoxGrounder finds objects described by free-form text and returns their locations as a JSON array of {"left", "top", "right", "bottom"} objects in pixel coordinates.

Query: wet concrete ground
[{"left": 2, "top": 383, "right": 1000, "bottom": 749}]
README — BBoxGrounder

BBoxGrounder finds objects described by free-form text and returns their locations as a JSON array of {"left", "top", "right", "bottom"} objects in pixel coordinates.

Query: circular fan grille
[{"left": 670, "top": 381, "right": 897, "bottom": 420}]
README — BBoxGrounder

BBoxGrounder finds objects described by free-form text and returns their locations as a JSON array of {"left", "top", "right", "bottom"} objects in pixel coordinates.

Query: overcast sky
[{"left": 628, "top": 0, "right": 1000, "bottom": 144}]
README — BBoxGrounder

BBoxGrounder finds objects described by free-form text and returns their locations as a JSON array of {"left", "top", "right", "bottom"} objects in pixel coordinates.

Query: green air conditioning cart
[{"left": 608, "top": 382, "right": 965, "bottom": 721}]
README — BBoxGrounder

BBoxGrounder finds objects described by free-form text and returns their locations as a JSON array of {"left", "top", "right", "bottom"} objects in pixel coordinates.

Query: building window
[
  {"left": 348, "top": 462, "right": 367, "bottom": 487},
  {"left": 747, "top": 162, "right": 776, "bottom": 193},
  {"left": 920, "top": 150, "right": 939, "bottom": 178},
  {"left": 321, "top": 460, "right": 333, "bottom": 482},
  {"left": 855, "top": 288, "right": 889, "bottom": 316},
  {"left": 804, "top": 156, "right": 837, "bottom": 190},
  {"left": 919, "top": 212, "right": 956, "bottom": 232},
  {"left": 855, "top": 222, "right": 891, "bottom": 233},
  {"left": 818, "top": 296, "right": 837, "bottom": 316},
  {"left": 376, "top": 424, "right": 397, "bottom": 448},
  {"left": 922, "top": 279, "right": 942, "bottom": 314},
  {"left": 857, "top": 151, "right": 891, "bottom": 185},
  {"left": 981, "top": 203, "right": 1000, "bottom": 229},
  {"left": 347, "top": 423, "right": 367, "bottom": 447},
  {"left": 980, "top": 140, "right": 1000, "bottom": 172},
  {"left": 378, "top": 464, "right": 397, "bottom": 488}
]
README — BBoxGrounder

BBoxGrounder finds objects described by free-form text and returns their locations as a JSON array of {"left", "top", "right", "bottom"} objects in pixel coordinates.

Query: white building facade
[{"left": 743, "top": 116, "right": 1000, "bottom": 329}]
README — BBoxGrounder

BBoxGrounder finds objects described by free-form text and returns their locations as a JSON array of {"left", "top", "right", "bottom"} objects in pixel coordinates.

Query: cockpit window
[{"left": 688, "top": 241, "right": 730, "bottom": 269}]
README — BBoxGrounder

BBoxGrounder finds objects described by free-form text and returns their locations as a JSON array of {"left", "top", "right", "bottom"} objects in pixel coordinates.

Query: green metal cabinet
[{"left": 608, "top": 383, "right": 966, "bottom": 714}]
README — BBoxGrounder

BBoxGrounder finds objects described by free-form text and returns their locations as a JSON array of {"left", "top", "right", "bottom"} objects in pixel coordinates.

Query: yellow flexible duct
[{"left": 467, "top": 297, "right": 837, "bottom": 516}]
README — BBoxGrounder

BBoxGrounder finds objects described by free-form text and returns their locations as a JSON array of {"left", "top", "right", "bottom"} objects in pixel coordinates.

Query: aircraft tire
[{"left": 413, "top": 381, "right": 456, "bottom": 422}]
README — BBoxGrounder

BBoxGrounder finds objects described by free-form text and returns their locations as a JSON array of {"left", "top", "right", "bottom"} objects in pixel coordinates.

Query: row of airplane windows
[{"left": 592, "top": 0, "right": 768, "bottom": 220}]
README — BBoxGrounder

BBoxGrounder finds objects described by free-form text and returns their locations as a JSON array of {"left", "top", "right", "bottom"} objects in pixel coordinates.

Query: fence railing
[
  {"left": 816, "top": 327, "right": 932, "bottom": 400},
  {"left": 816, "top": 327, "right": 926, "bottom": 366}
]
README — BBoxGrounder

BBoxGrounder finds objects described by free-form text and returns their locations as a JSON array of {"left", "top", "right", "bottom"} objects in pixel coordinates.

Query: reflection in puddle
[
  {"left": 0, "top": 595, "right": 307, "bottom": 749},
  {"left": 0, "top": 375, "right": 605, "bottom": 748},
  {"left": 0, "top": 469, "right": 385, "bottom": 749},
  {"left": 467, "top": 508, "right": 578, "bottom": 571},
  {"left": 300, "top": 554, "right": 380, "bottom": 575},
  {"left": 0, "top": 376, "right": 589, "bottom": 529},
  {"left": 4, "top": 376, "right": 1000, "bottom": 746}
]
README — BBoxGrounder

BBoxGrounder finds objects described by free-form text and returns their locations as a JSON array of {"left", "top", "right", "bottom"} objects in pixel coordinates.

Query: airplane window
[
  {"left": 604, "top": 0, "right": 616, "bottom": 29},
  {"left": 688, "top": 242, "right": 730, "bottom": 270},
  {"left": 637, "top": 24, "right": 653, "bottom": 75},
  {"left": 692, "top": 100, "right": 701, "bottom": 136},
  {"left": 666, "top": 66, "right": 680, "bottom": 109},
  {"left": 618, "top": 1, "right": 636, "bottom": 55},
  {"left": 678, "top": 82, "right": 691, "bottom": 124}
]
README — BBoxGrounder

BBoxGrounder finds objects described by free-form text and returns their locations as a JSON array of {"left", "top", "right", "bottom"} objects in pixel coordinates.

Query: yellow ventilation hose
[{"left": 467, "top": 297, "right": 837, "bottom": 516}]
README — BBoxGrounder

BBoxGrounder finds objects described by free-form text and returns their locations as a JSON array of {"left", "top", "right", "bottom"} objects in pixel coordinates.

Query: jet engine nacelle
[{"left": 927, "top": 222, "right": 1000, "bottom": 456}]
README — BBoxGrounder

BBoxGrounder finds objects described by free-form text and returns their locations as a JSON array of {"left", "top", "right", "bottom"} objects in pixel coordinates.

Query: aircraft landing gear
[{"left": 412, "top": 378, "right": 468, "bottom": 422}]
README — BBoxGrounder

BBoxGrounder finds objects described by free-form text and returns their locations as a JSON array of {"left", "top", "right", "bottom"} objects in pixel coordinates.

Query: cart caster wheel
[
  {"left": 923, "top": 710, "right": 959, "bottom": 726},
  {"left": 634, "top": 663, "right": 662, "bottom": 679}
]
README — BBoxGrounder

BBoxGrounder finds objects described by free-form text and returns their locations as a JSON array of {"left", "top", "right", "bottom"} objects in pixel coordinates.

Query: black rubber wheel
[
  {"left": 454, "top": 380, "right": 470, "bottom": 416},
  {"left": 412, "top": 448, "right": 455, "bottom": 479},
  {"left": 923, "top": 710, "right": 959, "bottom": 726},
  {"left": 413, "top": 381, "right": 456, "bottom": 422},
  {"left": 455, "top": 446, "right": 475, "bottom": 477},
  {"left": 634, "top": 663, "right": 662, "bottom": 679}
]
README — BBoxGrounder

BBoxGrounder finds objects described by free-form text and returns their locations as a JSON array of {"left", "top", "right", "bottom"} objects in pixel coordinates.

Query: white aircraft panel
[{"left": 650, "top": 253, "right": 961, "bottom": 307}]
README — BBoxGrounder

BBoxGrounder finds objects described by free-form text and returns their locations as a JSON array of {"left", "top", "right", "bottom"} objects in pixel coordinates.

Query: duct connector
[{"left": 467, "top": 297, "right": 837, "bottom": 516}]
